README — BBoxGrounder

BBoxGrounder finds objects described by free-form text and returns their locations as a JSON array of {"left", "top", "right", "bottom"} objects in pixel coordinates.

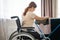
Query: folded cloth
[{"left": 35, "top": 19, "right": 49, "bottom": 25}]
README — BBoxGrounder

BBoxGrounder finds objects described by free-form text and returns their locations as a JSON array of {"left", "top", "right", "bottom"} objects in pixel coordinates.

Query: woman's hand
[{"left": 44, "top": 17, "right": 49, "bottom": 20}]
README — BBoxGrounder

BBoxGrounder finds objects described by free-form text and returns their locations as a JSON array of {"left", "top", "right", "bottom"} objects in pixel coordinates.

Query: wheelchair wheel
[
  {"left": 9, "top": 32, "right": 35, "bottom": 40},
  {"left": 9, "top": 30, "right": 18, "bottom": 40}
]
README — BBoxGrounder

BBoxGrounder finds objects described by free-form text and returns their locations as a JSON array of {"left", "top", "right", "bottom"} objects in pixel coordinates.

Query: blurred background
[{"left": 0, "top": 0, "right": 60, "bottom": 40}]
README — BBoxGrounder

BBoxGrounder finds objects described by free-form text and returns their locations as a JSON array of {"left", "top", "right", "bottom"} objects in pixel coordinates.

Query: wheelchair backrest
[{"left": 11, "top": 16, "right": 21, "bottom": 29}]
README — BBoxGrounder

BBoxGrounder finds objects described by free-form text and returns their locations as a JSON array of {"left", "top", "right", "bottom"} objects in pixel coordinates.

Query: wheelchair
[{"left": 9, "top": 16, "right": 50, "bottom": 40}]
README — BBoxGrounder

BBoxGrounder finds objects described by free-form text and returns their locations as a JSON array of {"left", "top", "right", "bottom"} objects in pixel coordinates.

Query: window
[{"left": 57, "top": 0, "right": 60, "bottom": 18}]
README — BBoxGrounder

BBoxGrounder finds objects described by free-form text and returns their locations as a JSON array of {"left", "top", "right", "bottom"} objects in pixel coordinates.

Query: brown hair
[{"left": 23, "top": 2, "right": 37, "bottom": 16}]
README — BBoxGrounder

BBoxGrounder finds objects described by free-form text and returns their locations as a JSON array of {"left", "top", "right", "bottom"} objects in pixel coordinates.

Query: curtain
[
  {"left": 41, "top": 0, "right": 52, "bottom": 17},
  {"left": 41, "top": 0, "right": 57, "bottom": 17}
]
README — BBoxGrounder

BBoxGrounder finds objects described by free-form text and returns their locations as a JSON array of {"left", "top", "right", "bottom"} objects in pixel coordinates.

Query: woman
[{"left": 22, "top": 2, "right": 47, "bottom": 28}]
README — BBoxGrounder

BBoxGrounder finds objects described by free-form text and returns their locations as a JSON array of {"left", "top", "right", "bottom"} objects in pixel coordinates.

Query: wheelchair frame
[{"left": 9, "top": 16, "right": 50, "bottom": 40}]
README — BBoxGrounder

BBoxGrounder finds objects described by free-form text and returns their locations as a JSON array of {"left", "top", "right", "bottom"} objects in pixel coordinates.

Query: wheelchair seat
[{"left": 21, "top": 27, "right": 34, "bottom": 29}]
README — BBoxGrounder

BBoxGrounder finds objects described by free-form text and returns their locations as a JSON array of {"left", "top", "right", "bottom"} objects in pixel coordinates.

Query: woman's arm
[
  {"left": 34, "top": 15, "right": 48, "bottom": 20},
  {"left": 29, "top": 12, "right": 49, "bottom": 20}
]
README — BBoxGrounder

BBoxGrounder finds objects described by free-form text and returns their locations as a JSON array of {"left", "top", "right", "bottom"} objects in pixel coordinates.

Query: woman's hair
[{"left": 23, "top": 2, "right": 37, "bottom": 16}]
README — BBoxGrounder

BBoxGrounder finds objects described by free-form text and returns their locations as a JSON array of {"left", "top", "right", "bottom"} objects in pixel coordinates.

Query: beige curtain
[
  {"left": 0, "top": 19, "right": 17, "bottom": 40},
  {"left": 41, "top": 0, "right": 52, "bottom": 17},
  {"left": 41, "top": 0, "right": 57, "bottom": 17}
]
